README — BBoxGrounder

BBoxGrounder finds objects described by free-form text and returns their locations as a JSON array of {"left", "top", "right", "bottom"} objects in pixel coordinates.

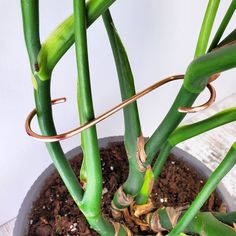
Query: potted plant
[{"left": 17, "top": 0, "right": 236, "bottom": 235}]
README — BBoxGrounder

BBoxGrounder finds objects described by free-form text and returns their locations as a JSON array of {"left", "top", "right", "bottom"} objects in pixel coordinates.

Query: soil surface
[{"left": 27, "top": 141, "right": 222, "bottom": 236}]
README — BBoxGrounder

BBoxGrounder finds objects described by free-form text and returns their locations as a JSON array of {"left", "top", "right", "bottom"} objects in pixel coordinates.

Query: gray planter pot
[{"left": 13, "top": 136, "right": 236, "bottom": 236}]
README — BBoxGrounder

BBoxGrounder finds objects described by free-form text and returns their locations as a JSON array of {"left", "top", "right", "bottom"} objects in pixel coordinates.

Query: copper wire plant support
[{"left": 25, "top": 74, "right": 217, "bottom": 142}]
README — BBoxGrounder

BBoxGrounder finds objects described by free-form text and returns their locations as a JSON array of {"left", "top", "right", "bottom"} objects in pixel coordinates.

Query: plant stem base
[{"left": 25, "top": 141, "right": 223, "bottom": 235}]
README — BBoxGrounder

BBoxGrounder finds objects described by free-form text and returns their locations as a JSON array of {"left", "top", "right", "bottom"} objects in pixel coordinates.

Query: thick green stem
[
  {"left": 145, "top": 86, "right": 197, "bottom": 165},
  {"left": 168, "top": 142, "right": 236, "bottom": 236},
  {"left": 213, "top": 211, "right": 236, "bottom": 226},
  {"left": 34, "top": 78, "right": 83, "bottom": 205},
  {"left": 73, "top": 0, "right": 106, "bottom": 227},
  {"left": 37, "top": 0, "right": 116, "bottom": 81},
  {"left": 153, "top": 143, "right": 172, "bottom": 180},
  {"left": 21, "top": 0, "right": 41, "bottom": 71},
  {"left": 194, "top": 0, "right": 220, "bottom": 58},
  {"left": 103, "top": 10, "right": 144, "bottom": 208},
  {"left": 169, "top": 107, "right": 236, "bottom": 146},
  {"left": 189, "top": 212, "right": 236, "bottom": 235},
  {"left": 148, "top": 207, "right": 236, "bottom": 235},
  {"left": 208, "top": 0, "right": 236, "bottom": 52},
  {"left": 184, "top": 43, "right": 236, "bottom": 94}
]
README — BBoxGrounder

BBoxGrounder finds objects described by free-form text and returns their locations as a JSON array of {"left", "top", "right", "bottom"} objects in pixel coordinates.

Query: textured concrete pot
[{"left": 13, "top": 136, "right": 236, "bottom": 236}]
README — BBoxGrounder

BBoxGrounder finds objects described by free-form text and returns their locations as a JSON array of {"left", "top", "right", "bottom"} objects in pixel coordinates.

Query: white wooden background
[{"left": 1, "top": 94, "right": 236, "bottom": 236}]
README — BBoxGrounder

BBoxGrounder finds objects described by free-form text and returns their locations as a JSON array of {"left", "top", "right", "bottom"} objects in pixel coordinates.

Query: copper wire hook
[
  {"left": 178, "top": 83, "right": 216, "bottom": 113},
  {"left": 25, "top": 74, "right": 216, "bottom": 142},
  {"left": 178, "top": 73, "right": 219, "bottom": 113}
]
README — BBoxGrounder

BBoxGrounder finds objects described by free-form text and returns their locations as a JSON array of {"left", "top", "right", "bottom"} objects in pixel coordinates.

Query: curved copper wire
[
  {"left": 25, "top": 74, "right": 216, "bottom": 142},
  {"left": 178, "top": 83, "right": 216, "bottom": 113}
]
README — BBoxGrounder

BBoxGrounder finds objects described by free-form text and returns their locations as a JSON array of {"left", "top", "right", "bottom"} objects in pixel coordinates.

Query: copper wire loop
[{"left": 25, "top": 74, "right": 216, "bottom": 142}]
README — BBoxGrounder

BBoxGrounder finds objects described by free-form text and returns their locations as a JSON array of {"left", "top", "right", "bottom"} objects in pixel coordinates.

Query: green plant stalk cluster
[
  {"left": 102, "top": 6, "right": 211, "bottom": 208},
  {"left": 143, "top": 0, "right": 236, "bottom": 160},
  {"left": 143, "top": 0, "right": 220, "bottom": 165},
  {"left": 145, "top": 33, "right": 235, "bottom": 172},
  {"left": 140, "top": 2, "right": 235, "bottom": 228},
  {"left": 21, "top": 0, "right": 236, "bottom": 235},
  {"left": 21, "top": 0, "right": 84, "bottom": 205},
  {"left": 102, "top": 10, "right": 145, "bottom": 210},
  {"left": 21, "top": 0, "right": 126, "bottom": 235},
  {"left": 151, "top": 108, "right": 236, "bottom": 235},
  {"left": 103, "top": 0, "right": 223, "bottom": 208}
]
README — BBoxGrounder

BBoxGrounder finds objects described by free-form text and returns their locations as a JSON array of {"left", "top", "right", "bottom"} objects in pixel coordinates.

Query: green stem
[
  {"left": 208, "top": 0, "right": 236, "bottom": 52},
  {"left": 213, "top": 211, "right": 236, "bottom": 226},
  {"left": 37, "top": 0, "right": 116, "bottom": 81},
  {"left": 73, "top": 2, "right": 127, "bottom": 235},
  {"left": 190, "top": 212, "right": 236, "bottom": 235},
  {"left": 102, "top": 10, "right": 144, "bottom": 209},
  {"left": 168, "top": 142, "right": 236, "bottom": 236},
  {"left": 135, "top": 166, "right": 154, "bottom": 205},
  {"left": 169, "top": 107, "right": 236, "bottom": 146},
  {"left": 149, "top": 208, "right": 236, "bottom": 235},
  {"left": 34, "top": 78, "right": 83, "bottom": 205},
  {"left": 73, "top": 2, "right": 112, "bottom": 234},
  {"left": 145, "top": 86, "right": 198, "bottom": 165},
  {"left": 217, "top": 28, "right": 236, "bottom": 47},
  {"left": 153, "top": 142, "right": 172, "bottom": 180},
  {"left": 184, "top": 43, "right": 236, "bottom": 94},
  {"left": 21, "top": 0, "right": 41, "bottom": 71},
  {"left": 194, "top": 0, "right": 220, "bottom": 58}
]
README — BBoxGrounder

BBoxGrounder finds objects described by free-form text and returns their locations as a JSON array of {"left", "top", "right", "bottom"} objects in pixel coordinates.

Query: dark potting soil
[{"left": 27, "top": 141, "right": 223, "bottom": 236}]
